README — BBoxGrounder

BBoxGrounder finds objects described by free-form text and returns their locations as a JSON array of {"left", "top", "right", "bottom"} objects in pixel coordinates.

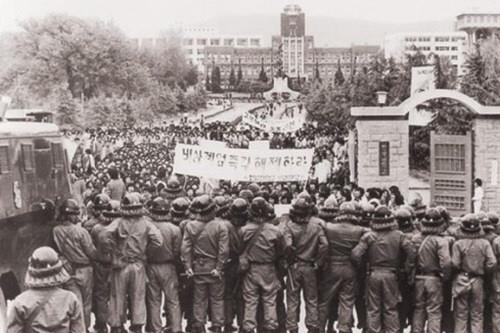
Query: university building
[
  {"left": 384, "top": 11, "right": 500, "bottom": 76},
  {"left": 202, "top": 4, "right": 381, "bottom": 83},
  {"left": 384, "top": 32, "right": 468, "bottom": 75}
]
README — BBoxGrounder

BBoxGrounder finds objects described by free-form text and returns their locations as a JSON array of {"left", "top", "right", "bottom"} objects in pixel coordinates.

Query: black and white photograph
[{"left": 2, "top": 0, "right": 500, "bottom": 332}]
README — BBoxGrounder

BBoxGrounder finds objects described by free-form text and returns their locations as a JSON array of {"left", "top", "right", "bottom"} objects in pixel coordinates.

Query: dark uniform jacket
[
  {"left": 351, "top": 229, "right": 413, "bottom": 271},
  {"left": 411, "top": 232, "right": 452, "bottom": 279},
  {"left": 91, "top": 222, "right": 113, "bottom": 264},
  {"left": 53, "top": 222, "right": 97, "bottom": 266},
  {"left": 239, "top": 221, "right": 287, "bottom": 264},
  {"left": 324, "top": 222, "right": 368, "bottom": 261},
  {"left": 451, "top": 236, "right": 496, "bottom": 276},
  {"left": 181, "top": 217, "right": 229, "bottom": 272},
  {"left": 283, "top": 216, "right": 328, "bottom": 266},
  {"left": 104, "top": 216, "right": 163, "bottom": 266},
  {"left": 147, "top": 221, "right": 182, "bottom": 264}
]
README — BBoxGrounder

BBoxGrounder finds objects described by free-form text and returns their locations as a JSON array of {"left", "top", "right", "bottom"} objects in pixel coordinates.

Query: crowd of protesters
[{"left": 65, "top": 121, "right": 350, "bottom": 217}]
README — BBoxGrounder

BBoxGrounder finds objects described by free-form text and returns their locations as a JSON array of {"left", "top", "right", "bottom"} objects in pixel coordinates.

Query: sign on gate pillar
[{"left": 351, "top": 107, "right": 409, "bottom": 198}]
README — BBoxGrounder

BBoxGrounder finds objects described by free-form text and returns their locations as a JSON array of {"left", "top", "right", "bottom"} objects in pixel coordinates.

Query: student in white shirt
[{"left": 472, "top": 178, "right": 484, "bottom": 213}]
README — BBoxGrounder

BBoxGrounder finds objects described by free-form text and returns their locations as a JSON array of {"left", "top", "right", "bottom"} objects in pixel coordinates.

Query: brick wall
[
  {"left": 355, "top": 119, "right": 409, "bottom": 197},
  {"left": 473, "top": 118, "right": 500, "bottom": 212}
]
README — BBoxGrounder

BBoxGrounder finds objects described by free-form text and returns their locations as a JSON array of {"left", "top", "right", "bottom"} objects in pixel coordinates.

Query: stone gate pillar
[
  {"left": 351, "top": 107, "right": 409, "bottom": 197},
  {"left": 473, "top": 111, "right": 500, "bottom": 212}
]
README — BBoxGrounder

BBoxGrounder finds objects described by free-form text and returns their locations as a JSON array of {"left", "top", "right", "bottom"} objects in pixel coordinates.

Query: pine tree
[
  {"left": 237, "top": 59, "right": 243, "bottom": 85},
  {"left": 205, "top": 73, "right": 211, "bottom": 92},
  {"left": 258, "top": 57, "right": 268, "bottom": 82},
  {"left": 314, "top": 61, "right": 321, "bottom": 83},
  {"left": 334, "top": 60, "right": 345, "bottom": 86},
  {"left": 211, "top": 65, "right": 222, "bottom": 93},
  {"left": 229, "top": 63, "right": 236, "bottom": 90},
  {"left": 460, "top": 44, "right": 493, "bottom": 104}
]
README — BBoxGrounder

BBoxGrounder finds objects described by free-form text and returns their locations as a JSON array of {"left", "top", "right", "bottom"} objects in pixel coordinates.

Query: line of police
[{"left": 7, "top": 181, "right": 500, "bottom": 333}]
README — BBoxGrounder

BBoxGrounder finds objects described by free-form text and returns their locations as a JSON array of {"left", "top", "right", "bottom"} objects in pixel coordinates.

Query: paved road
[{"left": 205, "top": 102, "right": 263, "bottom": 123}]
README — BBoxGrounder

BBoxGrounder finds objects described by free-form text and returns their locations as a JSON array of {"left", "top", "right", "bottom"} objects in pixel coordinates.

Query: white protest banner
[
  {"left": 249, "top": 140, "right": 270, "bottom": 150},
  {"left": 410, "top": 66, "right": 435, "bottom": 126},
  {"left": 411, "top": 66, "right": 435, "bottom": 96},
  {"left": 199, "top": 139, "right": 227, "bottom": 149},
  {"left": 243, "top": 111, "right": 304, "bottom": 133},
  {"left": 173, "top": 144, "right": 314, "bottom": 182}
]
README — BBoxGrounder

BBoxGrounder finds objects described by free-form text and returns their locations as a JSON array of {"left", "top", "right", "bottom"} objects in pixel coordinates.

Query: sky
[{"left": 1, "top": 0, "right": 500, "bottom": 37}]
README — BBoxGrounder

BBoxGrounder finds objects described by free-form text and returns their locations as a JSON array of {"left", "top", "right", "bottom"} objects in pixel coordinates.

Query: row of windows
[
  {"left": 464, "top": 14, "right": 500, "bottom": 24},
  {"left": 0, "top": 143, "right": 64, "bottom": 174},
  {"left": 183, "top": 38, "right": 261, "bottom": 47},
  {"left": 404, "top": 45, "right": 460, "bottom": 52},
  {"left": 404, "top": 36, "right": 466, "bottom": 43}
]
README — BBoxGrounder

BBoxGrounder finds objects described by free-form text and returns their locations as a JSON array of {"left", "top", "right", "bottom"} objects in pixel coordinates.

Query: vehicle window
[
  {"left": 34, "top": 138, "right": 50, "bottom": 150},
  {"left": 21, "top": 144, "right": 34, "bottom": 171},
  {"left": 51, "top": 143, "right": 64, "bottom": 167},
  {"left": 0, "top": 146, "right": 10, "bottom": 174}
]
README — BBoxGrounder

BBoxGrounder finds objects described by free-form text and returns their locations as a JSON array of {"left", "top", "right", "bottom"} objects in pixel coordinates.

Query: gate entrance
[
  {"left": 351, "top": 89, "right": 500, "bottom": 215},
  {"left": 430, "top": 131, "right": 472, "bottom": 216}
]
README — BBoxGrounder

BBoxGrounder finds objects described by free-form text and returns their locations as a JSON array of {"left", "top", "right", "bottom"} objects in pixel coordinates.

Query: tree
[
  {"left": 55, "top": 89, "right": 78, "bottom": 126},
  {"left": 3, "top": 15, "right": 154, "bottom": 100},
  {"left": 184, "top": 66, "right": 199, "bottom": 87},
  {"left": 305, "top": 82, "right": 352, "bottom": 133},
  {"left": 205, "top": 73, "right": 211, "bottom": 91},
  {"left": 211, "top": 65, "right": 222, "bottom": 93},
  {"left": 258, "top": 58, "right": 268, "bottom": 83},
  {"left": 460, "top": 39, "right": 500, "bottom": 105},
  {"left": 237, "top": 59, "right": 243, "bottom": 85},
  {"left": 334, "top": 60, "right": 345, "bottom": 86},
  {"left": 229, "top": 64, "right": 236, "bottom": 90},
  {"left": 315, "top": 61, "right": 321, "bottom": 82}
]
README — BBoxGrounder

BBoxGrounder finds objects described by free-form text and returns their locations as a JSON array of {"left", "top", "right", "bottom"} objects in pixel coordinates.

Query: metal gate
[{"left": 430, "top": 131, "right": 472, "bottom": 216}]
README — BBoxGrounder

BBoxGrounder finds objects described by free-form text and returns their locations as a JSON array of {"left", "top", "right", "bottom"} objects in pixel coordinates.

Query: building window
[
  {"left": 451, "top": 55, "right": 458, "bottom": 60},
  {"left": 435, "top": 36, "right": 450, "bottom": 42},
  {"left": 237, "top": 39, "right": 248, "bottom": 46},
  {"left": 435, "top": 46, "right": 450, "bottom": 51},
  {"left": 0, "top": 146, "right": 10, "bottom": 174},
  {"left": 224, "top": 39, "right": 234, "bottom": 46},
  {"left": 51, "top": 143, "right": 64, "bottom": 168},
  {"left": 186, "top": 49, "right": 193, "bottom": 54},
  {"left": 184, "top": 39, "right": 194, "bottom": 46},
  {"left": 210, "top": 39, "right": 220, "bottom": 46},
  {"left": 197, "top": 39, "right": 207, "bottom": 46},
  {"left": 21, "top": 144, "right": 34, "bottom": 172},
  {"left": 250, "top": 39, "right": 260, "bottom": 47},
  {"left": 451, "top": 46, "right": 458, "bottom": 51}
]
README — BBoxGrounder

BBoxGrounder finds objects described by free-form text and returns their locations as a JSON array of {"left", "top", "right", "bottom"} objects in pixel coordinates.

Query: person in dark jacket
[
  {"left": 181, "top": 195, "right": 229, "bottom": 333},
  {"left": 239, "top": 197, "right": 287, "bottom": 333},
  {"left": 53, "top": 199, "right": 96, "bottom": 332},
  {"left": 145, "top": 198, "right": 182, "bottom": 333},
  {"left": 451, "top": 214, "right": 496, "bottom": 333},
  {"left": 351, "top": 205, "right": 413, "bottom": 333},
  {"left": 318, "top": 202, "right": 368, "bottom": 333},
  {"left": 104, "top": 193, "right": 162, "bottom": 333},
  {"left": 283, "top": 195, "right": 328, "bottom": 333},
  {"left": 410, "top": 208, "right": 452, "bottom": 333}
]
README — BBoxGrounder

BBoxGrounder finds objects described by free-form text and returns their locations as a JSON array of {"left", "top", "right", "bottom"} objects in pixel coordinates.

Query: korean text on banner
[{"left": 173, "top": 144, "right": 314, "bottom": 182}]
